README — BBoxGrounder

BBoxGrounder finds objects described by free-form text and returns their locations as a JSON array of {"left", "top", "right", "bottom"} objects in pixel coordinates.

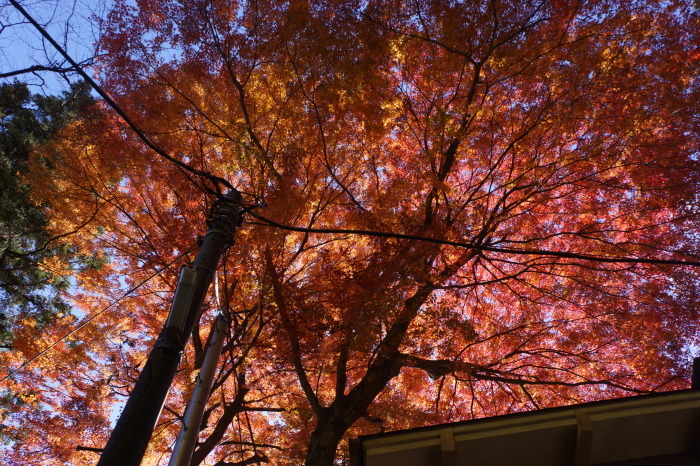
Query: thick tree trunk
[
  {"left": 300, "top": 251, "right": 477, "bottom": 465},
  {"left": 304, "top": 419, "right": 346, "bottom": 466},
  {"left": 302, "top": 350, "right": 404, "bottom": 465}
]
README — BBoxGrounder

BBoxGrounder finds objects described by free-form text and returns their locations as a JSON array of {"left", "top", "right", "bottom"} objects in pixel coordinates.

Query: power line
[
  {"left": 11, "top": 1, "right": 700, "bottom": 272},
  {"left": 1, "top": 244, "right": 196, "bottom": 383},
  {"left": 8, "top": 0, "right": 234, "bottom": 198},
  {"left": 248, "top": 211, "right": 700, "bottom": 268}
]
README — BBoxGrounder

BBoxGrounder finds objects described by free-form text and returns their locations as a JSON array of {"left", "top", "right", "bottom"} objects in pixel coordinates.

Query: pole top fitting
[
  {"left": 207, "top": 190, "right": 244, "bottom": 240},
  {"left": 222, "top": 190, "right": 243, "bottom": 204}
]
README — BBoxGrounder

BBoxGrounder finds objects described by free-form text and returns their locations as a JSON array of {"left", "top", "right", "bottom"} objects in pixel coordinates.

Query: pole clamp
[
  {"left": 154, "top": 326, "right": 186, "bottom": 353},
  {"left": 207, "top": 190, "right": 244, "bottom": 242}
]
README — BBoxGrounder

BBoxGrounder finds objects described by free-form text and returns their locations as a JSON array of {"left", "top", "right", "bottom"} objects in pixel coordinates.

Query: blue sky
[{"left": 0, "top": 0, "right": 112, "bottom": 95}]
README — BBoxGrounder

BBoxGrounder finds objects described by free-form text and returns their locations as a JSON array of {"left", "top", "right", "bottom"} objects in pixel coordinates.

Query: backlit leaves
[{"left": 2, "top": 0, "right": 699, "bottom": 464}]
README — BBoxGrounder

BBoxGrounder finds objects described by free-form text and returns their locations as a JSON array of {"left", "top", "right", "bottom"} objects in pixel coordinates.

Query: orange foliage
[{"left": 2, "top": 0, "right": 699, "bottom": 464}]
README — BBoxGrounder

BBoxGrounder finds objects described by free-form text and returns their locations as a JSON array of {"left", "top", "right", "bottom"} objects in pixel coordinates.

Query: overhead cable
[
  {"left": 248, "top": 211, "right": 700, "bottom": 268},
  {"left": 8, "top": 0, "right": 234, "bottom": 198},
  {"left": 11, "top": 1, "right": 700, "bottom": 271},
  {"left": 0, "top": 244, "right": 197, "bottom": 382}
]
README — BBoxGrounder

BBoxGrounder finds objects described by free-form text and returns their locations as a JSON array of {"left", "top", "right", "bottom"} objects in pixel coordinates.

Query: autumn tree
[
  {"left": 0, "top": 79, "right": 112, "bottom": 451},
  {"left": 2, "top": 0, "right": 699, "bottom": 464}
]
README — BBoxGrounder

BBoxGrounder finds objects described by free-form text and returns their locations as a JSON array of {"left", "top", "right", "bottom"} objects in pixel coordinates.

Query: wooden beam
[
  {"left": 441, "top": 428, "right": 456, "bottom": 466},
  {"left": 575, "top": 411, "right": 593, "bottom": 466}
]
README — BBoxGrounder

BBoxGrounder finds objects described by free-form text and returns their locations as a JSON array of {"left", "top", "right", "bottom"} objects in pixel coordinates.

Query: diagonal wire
[
  {"left": 247, "top": 211, "right": 700, "bottom": 267},
  {"left": 8, "top": 0, "right": 234, "bottom": 198},
  {"left": 1, "top": 243, "right": 197, "bottom": 383},
  {"left": 14, "top": 0, "right": 700, "bottom": 272}
]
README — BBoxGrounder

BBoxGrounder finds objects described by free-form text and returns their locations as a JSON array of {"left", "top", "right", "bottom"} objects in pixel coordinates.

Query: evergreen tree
[{"left": 0, "top": 81, "right": 94, "bottom": 347}]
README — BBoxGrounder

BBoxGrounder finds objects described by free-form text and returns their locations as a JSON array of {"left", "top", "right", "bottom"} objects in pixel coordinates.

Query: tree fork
[{"left": 98, "top": 191, "right": 242, "bottom": 466}]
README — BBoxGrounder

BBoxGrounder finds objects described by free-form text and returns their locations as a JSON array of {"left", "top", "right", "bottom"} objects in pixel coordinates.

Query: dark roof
[{"left": 352, "top": 389, "right": 700, "bottom": 466}]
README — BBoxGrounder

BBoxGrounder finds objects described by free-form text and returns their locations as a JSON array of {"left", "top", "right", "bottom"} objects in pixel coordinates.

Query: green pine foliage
[{"left": 0, "top": 81, "right": 94, "bottom": 347}]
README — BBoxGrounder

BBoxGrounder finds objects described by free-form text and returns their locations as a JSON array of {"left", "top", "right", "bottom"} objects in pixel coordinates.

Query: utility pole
[
  {"left": 98, "top": 191, "right": 242, "bottom": 466},
  {"left": 168, "top": 313, "right": 228, "bottom": 466}
]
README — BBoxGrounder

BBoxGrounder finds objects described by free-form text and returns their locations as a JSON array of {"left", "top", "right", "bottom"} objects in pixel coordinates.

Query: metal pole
[
  {"left": 98, "top": 192, "right": 242, "bottom": 466},
  {"left": 169, "top": 313, "right": 228, "bottom": 466}
]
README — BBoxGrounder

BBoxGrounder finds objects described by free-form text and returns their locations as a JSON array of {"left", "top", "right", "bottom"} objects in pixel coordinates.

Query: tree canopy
[{"left": 1, "top": 0, "right": 699, "bottom": 464}]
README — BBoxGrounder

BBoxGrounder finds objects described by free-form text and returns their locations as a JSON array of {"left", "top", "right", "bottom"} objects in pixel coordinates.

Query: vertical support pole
[
  {"left": 168, "top": 313, "right": 228, "bottom": 466},
  {"left": 574, "top": 410, "right": 593, "bottom": 466},
  {"left": 691, "top": 357, "right": 700, "bottom": 390},
  {"left": 692, "top": 358, "right": 700, "bottom": 458},
  {"left": 440, "top": 428, "right": 456, "bottom": 466},
  {"left": 98, "top": 192, "right": 242, "bottom": 466}
]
